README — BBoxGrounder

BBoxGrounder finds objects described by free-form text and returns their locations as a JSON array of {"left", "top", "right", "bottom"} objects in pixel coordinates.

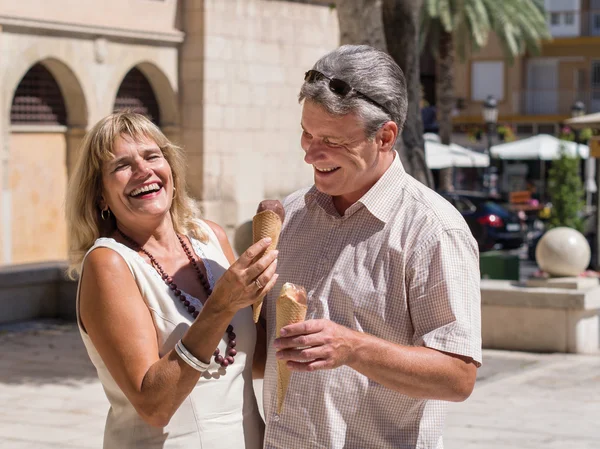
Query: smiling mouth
[
  {"left": 314, "top": 166, "right": 340, "bottom": 173},
  {"left": 129, "top": 183, "right": 162, "bottom": 198}
]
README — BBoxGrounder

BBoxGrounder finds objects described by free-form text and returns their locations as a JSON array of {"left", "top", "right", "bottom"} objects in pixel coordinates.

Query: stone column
[
  {"left": 0, "top": 24, "right": 9, "bottom": 264},
  {"left": 179, "top": 0, "right": 205, "bottom": 203}
]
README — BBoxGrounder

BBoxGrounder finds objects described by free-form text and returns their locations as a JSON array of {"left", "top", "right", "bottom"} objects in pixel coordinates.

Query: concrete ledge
[
  {"left": 0, "top": 261, "right": 77, "bottom": 325},
  {"left": 481, "top": 280, "right": 600, "bottom": 354}
]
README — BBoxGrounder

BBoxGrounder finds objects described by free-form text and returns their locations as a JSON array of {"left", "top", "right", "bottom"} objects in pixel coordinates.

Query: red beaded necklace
[{"left": 117, "top": 229, "right": 237, "bottom": 367}]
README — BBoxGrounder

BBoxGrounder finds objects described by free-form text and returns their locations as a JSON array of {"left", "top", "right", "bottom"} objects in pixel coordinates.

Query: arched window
[
  {"left": 11, "top": 64, "right": 67, "bottom": 125},
  {"left": 114, "top": 68, "right": 160, "bottom": 125}
]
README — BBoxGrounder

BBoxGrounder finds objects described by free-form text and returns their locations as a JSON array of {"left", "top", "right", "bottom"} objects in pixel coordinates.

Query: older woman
[{"left": 65, "top": 112, "right": 276, "bottom": 449}]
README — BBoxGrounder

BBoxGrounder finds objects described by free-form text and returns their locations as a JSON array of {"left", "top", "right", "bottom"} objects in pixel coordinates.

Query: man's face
[{"left": 300, "top": 100, "right": 393, "bottom": 213}]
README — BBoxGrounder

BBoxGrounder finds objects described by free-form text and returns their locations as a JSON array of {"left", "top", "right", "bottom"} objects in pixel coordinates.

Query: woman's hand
[{"left": 208, "top": 237, "right": 278, "bottom": 314}]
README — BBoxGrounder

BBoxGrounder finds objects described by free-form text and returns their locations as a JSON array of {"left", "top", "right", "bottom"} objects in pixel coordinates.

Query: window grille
[
  {"left": 11, "top": 64, "right": 67, "bottom": 125},
  {"left": 114, "top": 68, "right": 160, "bottom": 125}
]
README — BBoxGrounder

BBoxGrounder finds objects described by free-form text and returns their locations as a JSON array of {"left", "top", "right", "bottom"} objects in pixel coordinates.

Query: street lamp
[
  {"left": 571, "top": 100, "right": 586, "bottom": 118},
  {"left": 483, "top": 95, "right": 498, "bottom": 194},
  {"left": 571, "top": 100, "right": 585, "bottom": 158}
]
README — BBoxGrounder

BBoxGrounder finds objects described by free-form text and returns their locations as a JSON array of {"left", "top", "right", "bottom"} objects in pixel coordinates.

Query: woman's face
[{"left": 100, "top": 134, "right": 174, "bottom": 227}]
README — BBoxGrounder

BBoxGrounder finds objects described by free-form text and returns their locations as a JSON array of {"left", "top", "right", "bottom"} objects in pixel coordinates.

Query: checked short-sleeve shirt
[{"left": 262, "top": 153, "right": 482, "bottom": 449}]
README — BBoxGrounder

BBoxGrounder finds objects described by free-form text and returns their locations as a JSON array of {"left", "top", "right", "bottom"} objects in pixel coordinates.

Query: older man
[{"left": 262, "top": 45, "right": 482, "bottom": 449}]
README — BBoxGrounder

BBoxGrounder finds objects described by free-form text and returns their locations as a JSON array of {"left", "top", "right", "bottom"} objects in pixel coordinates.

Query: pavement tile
[{"left": 1, "top": 321, "right": 599, "bottom": 449}]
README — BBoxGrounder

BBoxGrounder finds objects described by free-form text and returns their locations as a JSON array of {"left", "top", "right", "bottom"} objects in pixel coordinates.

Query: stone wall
[
  {"left": 184, "top": 0, "right": 339, "bottom": 235},
  {"left": 0, "top": 0, "right": 339, "bottom": 263},
  {"left": 0, "top": 22, "right": 179, "bottom": 264}
]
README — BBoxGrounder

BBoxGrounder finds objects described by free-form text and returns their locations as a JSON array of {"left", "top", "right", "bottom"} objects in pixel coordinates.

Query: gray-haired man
[{"left": 262, "top": 45, "right": 482, "bottom": 448}]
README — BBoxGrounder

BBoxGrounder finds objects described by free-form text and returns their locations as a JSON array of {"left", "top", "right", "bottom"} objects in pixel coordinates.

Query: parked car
[{"left": 441, "top": 191, "right": 526, "bottom": 252}]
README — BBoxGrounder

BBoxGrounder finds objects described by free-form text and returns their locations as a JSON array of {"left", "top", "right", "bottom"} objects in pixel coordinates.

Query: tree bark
[
  {"left": 334, "top": 0, "right": 433, "bottom": 187},
  {"left": 336, "top": 0, "right": 387, "bottom": 50},
  {"left": 437, "top": 29, "right": 455, "bottom": 192},
  {"left": 381, "top": 0, "right": 433, "bottom": 188}
]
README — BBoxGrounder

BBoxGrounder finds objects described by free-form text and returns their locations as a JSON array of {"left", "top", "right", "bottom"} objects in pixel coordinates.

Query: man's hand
[
  {"left": 274, "top": 319, "right": 357, "bottom": 371},
  {"left": 274, "top": 318, "right": 478, "bottom": 401}
]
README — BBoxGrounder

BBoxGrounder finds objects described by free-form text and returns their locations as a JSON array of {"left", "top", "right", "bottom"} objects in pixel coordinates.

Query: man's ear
[{"left": 378, "top": 121, "right": 398, "bottom": 152}]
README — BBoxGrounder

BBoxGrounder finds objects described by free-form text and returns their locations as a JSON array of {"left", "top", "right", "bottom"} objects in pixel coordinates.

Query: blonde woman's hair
[{"left": 65, "top": 111, "right": 206, "bottom": 278}]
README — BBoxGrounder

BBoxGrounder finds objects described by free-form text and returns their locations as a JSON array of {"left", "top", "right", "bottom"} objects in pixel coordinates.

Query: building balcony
[
  {"left": 546, "top": 9, "right": 600, "bottom": 38},
  {"left": 512, "top": 89, "right": 600, "bottom": 116}
]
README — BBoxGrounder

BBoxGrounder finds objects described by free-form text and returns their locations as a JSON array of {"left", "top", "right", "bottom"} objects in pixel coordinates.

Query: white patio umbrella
[
  {"left": 448, "top": 143, "right": 490, "bottom": 167},
  {"left": 424, "top": 140, "right": 455, "bottom": 169},
  {"left": 564, "top": 112, "right": 600, "bottom": 129},
  {"left": 424, "top": 132, "right": 441, "bottom": 143},
  {"left": 490, "top": 134, "right": 589, "bottom": 160},
  {"left": 424, "top": 140, "right": 489, "bottom": 169}
]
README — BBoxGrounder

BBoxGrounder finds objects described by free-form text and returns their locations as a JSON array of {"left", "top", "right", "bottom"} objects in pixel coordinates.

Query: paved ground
[
  {"left": 445, "top": 351, "right": 600, "bottom": 449},
  {"left": 0, "top": 320, "right": 598, "bottom": 448}
]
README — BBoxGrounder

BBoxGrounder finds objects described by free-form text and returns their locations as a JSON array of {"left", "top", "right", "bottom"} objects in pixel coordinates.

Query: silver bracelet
[{"left": 175, "top": 340, "right": 210, "bottom": 372}]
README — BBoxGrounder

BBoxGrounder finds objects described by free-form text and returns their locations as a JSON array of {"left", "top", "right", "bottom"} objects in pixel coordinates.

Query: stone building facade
[{"left": 0, "top": 0, "right": 338, "bottom": 264}]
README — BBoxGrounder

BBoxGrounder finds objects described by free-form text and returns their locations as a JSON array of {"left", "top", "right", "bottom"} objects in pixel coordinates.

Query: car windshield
[{"left": 482, "top": 201, "right": 508, "bottom": 215}]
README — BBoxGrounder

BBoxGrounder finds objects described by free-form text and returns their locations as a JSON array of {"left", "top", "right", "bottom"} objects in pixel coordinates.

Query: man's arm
[{"left": 275, "top": 320, "right": 477, "bottom": 402}]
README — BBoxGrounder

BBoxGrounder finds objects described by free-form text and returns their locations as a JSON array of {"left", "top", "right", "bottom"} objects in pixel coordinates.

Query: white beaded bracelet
[{"left": 175, "top": 340, "right": 210, "bottom": 372}]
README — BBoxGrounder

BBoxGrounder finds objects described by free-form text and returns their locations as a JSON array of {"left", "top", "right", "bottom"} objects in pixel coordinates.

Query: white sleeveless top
[{"left": 76, "top": 221, "right": 263, "bottom": 449}]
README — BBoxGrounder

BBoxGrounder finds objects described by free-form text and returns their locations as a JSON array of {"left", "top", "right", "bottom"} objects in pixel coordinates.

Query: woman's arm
[{"left": 80, "top": 238, "right": 277, "bottom": 427}]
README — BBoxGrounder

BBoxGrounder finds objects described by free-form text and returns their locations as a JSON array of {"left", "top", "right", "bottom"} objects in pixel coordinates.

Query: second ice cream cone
[{"left": 275, "top": 283, "right": 307, "bottom": 414}]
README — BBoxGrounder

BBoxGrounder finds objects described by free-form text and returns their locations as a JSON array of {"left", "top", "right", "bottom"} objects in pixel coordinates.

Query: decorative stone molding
[
  {"left": 94, "top": 37, "right": 108, "bottom": 64},
  {"left": 0, "top": 15, "right": 184, "bottom": 45},
  {"left": 10, "top": 125, "right": 68, "bottom": 133}
]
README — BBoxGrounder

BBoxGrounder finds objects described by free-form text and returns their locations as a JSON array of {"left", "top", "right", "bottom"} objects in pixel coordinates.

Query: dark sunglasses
[{"left": 304, "top": 70, "right": 391, "bottom": 117}]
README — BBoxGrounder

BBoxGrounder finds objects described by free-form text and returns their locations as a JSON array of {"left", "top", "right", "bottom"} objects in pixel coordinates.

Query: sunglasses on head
[{"left": 304, "top": 70, "right": 391, "bottom": 117}]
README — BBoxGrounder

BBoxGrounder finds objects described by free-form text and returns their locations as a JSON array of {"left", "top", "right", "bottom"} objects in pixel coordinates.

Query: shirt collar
[{"left": 304, "top": 151, "right": 406, "bottom": 223}]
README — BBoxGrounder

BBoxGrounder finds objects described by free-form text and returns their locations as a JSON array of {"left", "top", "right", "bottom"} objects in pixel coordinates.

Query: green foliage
[
  {"left": 546, "top": 144, "right": 585, "bottom": 233},
  {"left": 559, "top": 126, "right": 594, "bottom": 143},
  {"left": 580, "top": 128, "right": 594, "bottom": 142},
  {"left": 420, "top": 0, "right": 552, "bottom": 62},
  {"left": 496, "top": 124, "right": 516, "bottom": 142}
]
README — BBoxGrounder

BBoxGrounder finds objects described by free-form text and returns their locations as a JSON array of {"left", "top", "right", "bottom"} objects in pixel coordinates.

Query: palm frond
[
  {"left": 463, "top": 1, "right": 489, "bottom": 49},
  {"left": 437, "top": 0, "right": 454, "bottom": 32},
  {"left": 422, "top": 0, "right": 551, "bottom": 61},
  {"left": 424, "top": 0, "right": 441, "bottom": 18}
]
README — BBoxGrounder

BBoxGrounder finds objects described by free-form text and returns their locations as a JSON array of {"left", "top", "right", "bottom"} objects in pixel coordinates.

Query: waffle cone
[
  {"left": 275, "top": 283, "right": 307, "bottom": 414},
  {"left": 251, "top": 210, "right": 282, "bottom": 322}
]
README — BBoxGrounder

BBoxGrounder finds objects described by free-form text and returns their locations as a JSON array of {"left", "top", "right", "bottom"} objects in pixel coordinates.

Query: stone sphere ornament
[{"left": 535, "top": 227, "right": 591, "bottom": 277}]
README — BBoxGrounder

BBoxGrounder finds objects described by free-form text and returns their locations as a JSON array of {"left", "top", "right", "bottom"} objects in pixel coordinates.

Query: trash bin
[{"left": 479, "top": 251, "right": 520, "bottom": 281}]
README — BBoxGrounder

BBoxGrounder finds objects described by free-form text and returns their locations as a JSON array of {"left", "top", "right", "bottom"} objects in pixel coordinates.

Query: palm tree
[
  {"left": 421, "top": 0, "right": 551, "bottom": 191},
  {"left": 335, "top": 0, "right": 434, "bottom": 187}
]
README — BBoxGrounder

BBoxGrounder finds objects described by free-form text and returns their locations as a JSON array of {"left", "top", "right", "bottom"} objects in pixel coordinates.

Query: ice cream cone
[
  {"left": 251, "top": 210, "right": 282, "bottom": 322},
  {"left": 275, "top": 283, "right": 307, "bottom": 414}
]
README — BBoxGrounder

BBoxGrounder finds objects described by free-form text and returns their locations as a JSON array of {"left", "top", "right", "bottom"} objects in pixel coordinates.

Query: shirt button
[{"left": 272, "top": 414, "right": 280, "bottom": 422}]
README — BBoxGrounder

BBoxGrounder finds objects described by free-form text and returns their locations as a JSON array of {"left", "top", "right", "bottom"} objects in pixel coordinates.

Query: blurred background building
[
  {"left": 0, "top": 0, "right": 338, "bottom": 264},
  {"left": 453, "top": 0, "right": 600, "bottom": 142}
]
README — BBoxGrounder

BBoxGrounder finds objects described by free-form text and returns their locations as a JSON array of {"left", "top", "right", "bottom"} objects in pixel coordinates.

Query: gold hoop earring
[
  {"left": 101, "top": 209, "right": 111, "bottom": 221},
  {"left": 172, "top": 187, "right": 177, "bottom": 200}
]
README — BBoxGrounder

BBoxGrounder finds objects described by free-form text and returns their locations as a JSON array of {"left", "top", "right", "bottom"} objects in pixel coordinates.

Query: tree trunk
[
  {"left": 334, "top": 0, "right": 433, "bottom": 187},
  {"left": 336, "top": 0, "right": 387, "bottom": 50},
  {"left": 381, "top": 0, "right": 433, "bottom": 188},
  {"left": 437, "top": 29, "right": 455, "bottom": 192}
]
